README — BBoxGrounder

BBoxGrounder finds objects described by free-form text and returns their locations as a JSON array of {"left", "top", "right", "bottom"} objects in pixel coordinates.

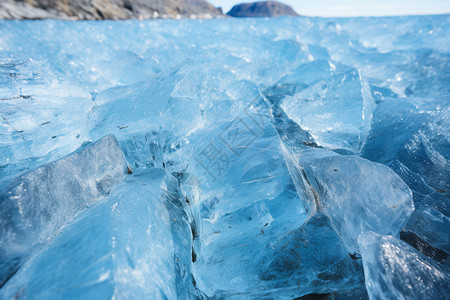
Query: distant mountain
[
  {"left": 0, "top": 0, "right": 223, "bottom": 20},
  {"left": 227, "top": 1, "right": 299, "bottom": 18}
]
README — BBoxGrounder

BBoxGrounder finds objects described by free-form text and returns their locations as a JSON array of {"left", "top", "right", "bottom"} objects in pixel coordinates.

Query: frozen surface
[{"left": 0, "top": 15, "right": 449, "bottom": 299}]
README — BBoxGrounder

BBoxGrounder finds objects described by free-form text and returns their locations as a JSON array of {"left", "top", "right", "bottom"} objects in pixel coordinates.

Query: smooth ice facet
[
  {"left": 402, "top": 207, "right": 450, "bottom": 265},
  {"left": 281, "top": 68, "right": 375, "bottom": 152},
  {"left": 0, "top": 135, "right": 126, "bottom": 287},
  {"left": 287, "top": 146, "right": 414, "bottom": 253},
  {"left": 0, "top": 170, "right": 196, "bottom": 299},
  {"left": 359, "top": 232, "right": 450, "bottom": 300},
  {"left": 176, "top": 111, "right": 343, "bottom": 298},
  {"left": 260, "top": 213, "right": 365, "bottom": 298}
]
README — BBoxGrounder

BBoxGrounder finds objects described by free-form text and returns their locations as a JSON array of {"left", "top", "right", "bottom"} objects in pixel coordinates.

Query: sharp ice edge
[
  {"left": 0, "top": 16, "right": 449, "bottom": 299},
  {"left": 358, "top": 231, "right": 450, "bottom": 300},
  {"left": 281, "top": 67, "right": 376, "bottom": 152},
  {"left": 0, "top": 134, "right": 126, "bottom": 287}
]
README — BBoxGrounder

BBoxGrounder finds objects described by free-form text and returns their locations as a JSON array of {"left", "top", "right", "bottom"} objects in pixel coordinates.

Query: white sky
[{"left": 209, "top": 0, "right": 450, "bottom": 17}]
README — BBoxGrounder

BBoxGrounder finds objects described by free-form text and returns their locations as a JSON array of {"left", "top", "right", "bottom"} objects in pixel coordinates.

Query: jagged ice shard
[
  {"left": 281, "top": 67, "right": 375, "bottom": 152},
  {"left": 359, "top": 232, "right": 450, "bottom": 299},
  {"left": 0, "top": 15, "right": 449, "bottom": 299}
]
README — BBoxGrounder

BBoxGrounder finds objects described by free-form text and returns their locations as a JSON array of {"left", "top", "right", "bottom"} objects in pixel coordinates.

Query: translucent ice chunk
[
  {"left": 0, "top": 134, "right": 126, "bottom": 287},
  {"left": 0, "top": 170, "right": 196, "bottom": 299},
  {"left": 94, "top": 50, "right": 160, "bottom": 86},
  {"left": 290, "top": 147, "right": 414, "bottom": 253},
  {"left": 91, "top": 59, "right": 203, "bottom": 141},
  {"left": 181, "top": 113, "right": 362, "bottom": 297},
  {"left": 402, "top": 207, "right": 449, "bottom": 265},
  {"left": 259, "top": 213, "right": 365, "bottom": 298},
  {"left": 359, "top": 232, "right": 450, "bottom": 300},
  {"left": 281, "top": 68, "right": 375, "bottom": 152},
  {"left": 265, "top": 60, "right": 351, "bottom": 104},
  {"left": 0, "top": 83, "right": 93, "bottom": 177},
  {"left": 362, "top": 99, "right": 449, "bottom": 216}
]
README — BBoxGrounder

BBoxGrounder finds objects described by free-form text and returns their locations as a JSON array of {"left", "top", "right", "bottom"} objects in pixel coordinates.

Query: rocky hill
[
  {"left": 227, "top": 1, "right": 298, "bottom": 18},
  {"left": 0, "top": 0, "right": 223, "bottom": 20}
]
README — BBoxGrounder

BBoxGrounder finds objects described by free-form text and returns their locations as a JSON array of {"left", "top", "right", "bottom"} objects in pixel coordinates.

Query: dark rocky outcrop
[
  {"left": 0, "top": 0, "right": 222, "bottom": 20},
  {"left": 227, "top": 1, "right": 299, "bottom": 18}
]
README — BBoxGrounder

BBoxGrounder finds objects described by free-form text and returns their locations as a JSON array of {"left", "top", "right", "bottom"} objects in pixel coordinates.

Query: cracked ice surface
[{"left": 0, "top": 15, "right": 449, "bottom": 299}]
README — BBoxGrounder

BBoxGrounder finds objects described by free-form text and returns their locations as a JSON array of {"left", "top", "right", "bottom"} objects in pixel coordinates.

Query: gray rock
[
  {"left": 0, "top": 0, "right": 222, "bottom": 20},
  {"left": 227, "top": 1, "right": 299, "bottom": 18}
]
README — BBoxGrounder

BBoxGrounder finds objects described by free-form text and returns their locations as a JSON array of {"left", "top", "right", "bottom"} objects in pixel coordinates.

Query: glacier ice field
[{"left": 0, "top": 15, "right": 449, "bottom": 299}]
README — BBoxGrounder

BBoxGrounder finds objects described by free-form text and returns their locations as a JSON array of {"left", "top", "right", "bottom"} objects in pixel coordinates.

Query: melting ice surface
[{"left": 0, "top": 15, "right": 449, "bottom": 299}]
